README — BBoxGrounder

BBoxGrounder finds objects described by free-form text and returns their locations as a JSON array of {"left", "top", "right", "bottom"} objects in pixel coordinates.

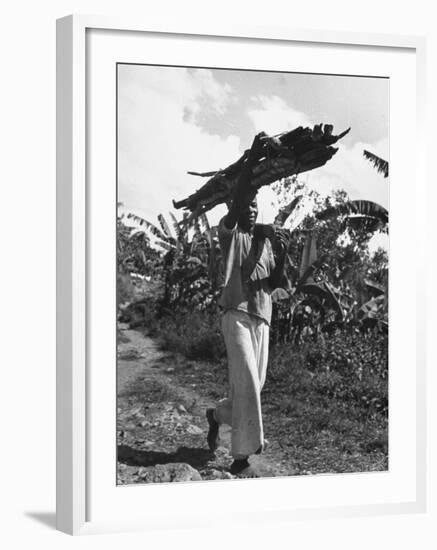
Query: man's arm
[
  {"left": 270, "top": 229, "right": 290, "bottom": 289},
  {"left": 224, "top": 132, "right": 267, "bottom": 230}
]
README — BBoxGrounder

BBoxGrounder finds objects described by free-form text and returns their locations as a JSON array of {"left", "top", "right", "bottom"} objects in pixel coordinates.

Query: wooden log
[{"left": 173, "top": 124, "right": 350, "bottom": 220}]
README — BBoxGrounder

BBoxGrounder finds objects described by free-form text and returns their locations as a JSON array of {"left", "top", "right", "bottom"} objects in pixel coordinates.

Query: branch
[{"left": 173, "top": 124, "right": 350, "bottom": 221}]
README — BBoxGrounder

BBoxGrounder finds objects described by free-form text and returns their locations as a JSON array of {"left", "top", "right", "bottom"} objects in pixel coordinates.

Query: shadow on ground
[
  {"left": 118, "top": 444, "right": 214, "bottom": 469},
  {"left": 25, "top": 511, "right": 56, "bottom": 530}
]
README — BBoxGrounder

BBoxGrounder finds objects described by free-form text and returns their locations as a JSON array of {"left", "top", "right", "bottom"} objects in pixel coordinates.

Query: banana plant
[
  {"left": 126, "top": 212, "right": 177, "bottom": 252},
  {"left": 125, "top": 210, "right": 224, "bottom": 313},
  {"left": 272, "top": 232, "right": 345, "bottom": 342},
  {"left": 315, "top": 200, "right": 388, "bottom": 231},
  {"left": 363, "top": 150, "right": 389, "bottom": 178}
]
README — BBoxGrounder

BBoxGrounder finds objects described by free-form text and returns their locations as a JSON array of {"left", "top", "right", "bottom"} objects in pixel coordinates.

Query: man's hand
[
  {"left": 274, "top": 228, "right": 291, "bottom": 257},
  {"left": 270, "top": 227, "right": 290, "bottom": 289}
]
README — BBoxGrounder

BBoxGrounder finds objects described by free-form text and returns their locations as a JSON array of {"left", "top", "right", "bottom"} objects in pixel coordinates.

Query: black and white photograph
[
  {"left": 116, "top": 63, "right": 389, "bottom": 484},
  {"left": 2, "top": 0, "right": 434, "bottom": 544}
]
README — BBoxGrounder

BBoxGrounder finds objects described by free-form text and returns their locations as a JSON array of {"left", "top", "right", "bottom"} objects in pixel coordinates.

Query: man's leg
[
  {"left": 206, "top": 408, "right": 220, "bottom": 452},
  {"left": 223, "top": 310, "right": 264, "bottom": 460},
  {"left": 206, "top": 398, "right": 231, "bottom": 451},
  {"left": 214, "top": 396, "right": 232, "bottom": 426},
  {"left": 254, "top": 319, "right": 270, "bottom": 454},
  {"left": 256, "top": 319, "right": 270, "bottom": 391},
  {"left": 206, "top": 315, "right": 233, "bottom": 452},
  {"left": 207, "top": 310, "right": 266, "bottom": 473},
  {"left": 230, "top": 318, "right": 270, "bottom": 476}
]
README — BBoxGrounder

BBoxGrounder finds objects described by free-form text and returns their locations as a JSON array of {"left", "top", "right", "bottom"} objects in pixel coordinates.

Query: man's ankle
[{"left": 207, "top": 408, "right": 218, "bottom": 425}]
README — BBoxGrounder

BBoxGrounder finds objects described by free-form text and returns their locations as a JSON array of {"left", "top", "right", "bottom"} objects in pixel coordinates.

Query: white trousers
[{"left": 215, "top": 309, "right": 269, "bottom": 459}]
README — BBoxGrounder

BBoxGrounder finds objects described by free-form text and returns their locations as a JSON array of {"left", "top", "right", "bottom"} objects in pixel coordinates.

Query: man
[{"left": 206, "top": 133, "right": 289, "bottom": 477}]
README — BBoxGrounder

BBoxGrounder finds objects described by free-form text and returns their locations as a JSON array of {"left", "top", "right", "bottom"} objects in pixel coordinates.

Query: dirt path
[{"left": 117, "top": 328, "right": 290, "bottom": 484}]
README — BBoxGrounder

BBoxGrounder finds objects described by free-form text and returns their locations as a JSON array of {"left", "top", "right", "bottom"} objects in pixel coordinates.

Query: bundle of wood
[{"left": 173, "top": 124, "right": 350, "bottom": 220}]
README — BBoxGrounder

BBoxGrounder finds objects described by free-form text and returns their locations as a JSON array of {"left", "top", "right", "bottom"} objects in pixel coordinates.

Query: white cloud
[
  {"left": 246, "top": 94, "right": 388, "bottom": 211},
  {"left": 248, "top": 95, "right": 313, "bottom": 135},
  {"left": 118, "top": 68, "right": 389, "bottom": 241},
  {"left": 368, "top": 232, "right": 389, "bottom": 254},
  {"left": 187, "top": 70, "right": 232, "bottom": 116},
  {"left": 306, "top": 140, "right": 389, "bottom": 209},
  {"left": 118, "top": 66, "right": 239, "bottom": 225}
]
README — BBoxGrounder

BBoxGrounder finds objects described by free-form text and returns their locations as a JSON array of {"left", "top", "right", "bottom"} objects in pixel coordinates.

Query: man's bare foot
[
  {"left": 230, "top": 458, "right": 250, "bottom": 475},
  {"left": 230, "top": 459, "right": 260, "bottom": 478},
  {"left": 206, "top": 408, "right": 219, "bottom": 452}
]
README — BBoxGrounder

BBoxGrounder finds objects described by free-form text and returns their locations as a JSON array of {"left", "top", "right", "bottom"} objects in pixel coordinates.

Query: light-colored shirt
[{"left": 218, "top": 216, "right": 276, "bottom": 325}]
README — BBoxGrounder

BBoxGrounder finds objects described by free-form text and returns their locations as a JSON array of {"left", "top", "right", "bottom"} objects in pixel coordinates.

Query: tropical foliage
[
  {"left": 118, "top": 178, "right": 388, "bottom": 337},
  {"left": 117, "top": 141, "right": 390, "bottom": 478},
  {"left": 118, "top": 147, "right": 389, "bottom": 390},
  {"left": 363, "top": 150, "right": 389, "bottom": 178},
  {"left": 118, "top": 208, "right": 224, "bottom": 316}
]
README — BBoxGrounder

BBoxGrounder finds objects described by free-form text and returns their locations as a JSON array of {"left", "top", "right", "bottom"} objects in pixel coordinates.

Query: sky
[{"left": 117, "top": 63, "right": 389, "bottom": 248}]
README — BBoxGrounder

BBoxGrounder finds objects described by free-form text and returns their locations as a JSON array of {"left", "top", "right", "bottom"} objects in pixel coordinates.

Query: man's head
[{"left": 238, "top": 197, "right": 258, "bottom": 233}]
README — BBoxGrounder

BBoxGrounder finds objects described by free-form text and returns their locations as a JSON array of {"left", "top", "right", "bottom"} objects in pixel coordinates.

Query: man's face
[{"left": 238, "top": 199, "right": 258, "bottom": 233}]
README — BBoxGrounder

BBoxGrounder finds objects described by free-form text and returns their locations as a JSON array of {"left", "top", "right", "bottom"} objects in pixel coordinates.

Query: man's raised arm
[
  {"left": 270, "top": 228, "right": 291, "bottom": 289},
  {"left": 224, "top": 132, "right": 267, "bottom": 230}
]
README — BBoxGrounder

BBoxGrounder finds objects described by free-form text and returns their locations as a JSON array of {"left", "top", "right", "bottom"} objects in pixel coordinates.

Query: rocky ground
[
  {"left": 117, "top": 328, "right": 289, "bottom": 484},
  {"left": 117, "top": 327, "right": 388, "bottom": 485}
]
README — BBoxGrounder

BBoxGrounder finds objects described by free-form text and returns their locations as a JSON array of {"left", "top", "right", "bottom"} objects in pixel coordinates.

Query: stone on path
[
  {"left": 186, "top": 424, "right": 203, "bottom": 435},
  {"left": 137, "top": 463, "right": 202, "bottom": 483}
]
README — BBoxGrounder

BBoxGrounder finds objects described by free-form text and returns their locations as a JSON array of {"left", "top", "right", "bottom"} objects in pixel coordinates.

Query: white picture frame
[{"left": 56, "top": 14, "right": 427, "bottom": 535}]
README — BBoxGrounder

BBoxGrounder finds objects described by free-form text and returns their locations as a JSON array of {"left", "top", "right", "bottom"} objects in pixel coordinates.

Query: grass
[
  {"left": 261, "top": 341, "right": 388, "bottom": 473},
  {"left": 149, "top": 310, "right": 226, "bottom": 362},
  {"left": 140, "top": 308, "right": 388, "bottom": 475}
]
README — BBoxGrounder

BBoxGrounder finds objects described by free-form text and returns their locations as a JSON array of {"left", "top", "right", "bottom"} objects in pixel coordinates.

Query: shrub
[
  {"left": 145, "top": 303, "right": 388, "bottom": 419},
  {"left": 305, "top": 329, "right": 388, "bottom": 380},
  {"left": 151, "top": 310, "right": 226, "bottom": 362},
  {"left": 268, "top": 328, "right": 388, "bottom": 416},
  {"left": 117, "top": 273, "right": 136, "bottom": 305}
]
